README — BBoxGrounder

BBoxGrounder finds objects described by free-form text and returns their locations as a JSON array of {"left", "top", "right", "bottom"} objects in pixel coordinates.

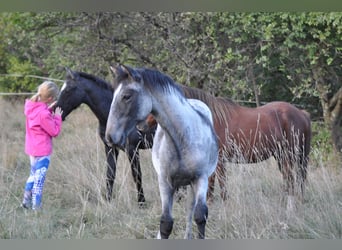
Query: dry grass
[{"left": 0, "top": 98, "right": 341, "bottom": 239}]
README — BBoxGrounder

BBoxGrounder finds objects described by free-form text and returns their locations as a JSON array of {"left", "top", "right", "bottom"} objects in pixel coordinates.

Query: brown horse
[{"left": 140, "top": 84, "right": 311, "bottom": 207}]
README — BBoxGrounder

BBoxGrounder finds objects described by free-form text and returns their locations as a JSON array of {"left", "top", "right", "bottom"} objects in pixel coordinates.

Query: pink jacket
[{"left": 24, "top": 99, "right": 62, "bottom": 156}]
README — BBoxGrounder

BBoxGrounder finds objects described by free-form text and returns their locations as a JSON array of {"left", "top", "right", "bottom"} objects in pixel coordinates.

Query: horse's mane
[
  {"left": 180, "top": 84, "right": 237, "bottom": 124},
  {"left": 77, "top": 72, "right": 113, "bottom": 92},
  {"left": 136, "top": 68, "right": 183, "bottom": 95},
  {"left": 136, "top": 68, "right": 237, "bottom": 123},
  {"left": 119, "top": 67, "right": 236, "bottom": 123}
]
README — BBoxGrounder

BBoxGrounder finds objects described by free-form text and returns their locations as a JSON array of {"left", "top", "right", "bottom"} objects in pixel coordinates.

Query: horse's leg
[
  {"left": 207, "top": 173, "right": 215, "bottom": 203},
  {"left": 185, "top": 186, "right": 195, "bottom": 239},
  {"left": 216, "top": 159, "right": 228, "bottom": 201},
  {"left": 157, "top": 179, "right": 174, "bottom": 239},
  {"left": 207, "top": 152, "right": 227, "bottom": 202},
  {"left": 193, "top": 176, "right": 209, "bottom": 239},
  {"left": 127, "top": 148, "right": 146, "bottom": 205},
  {"left": 105, "top": 145, "right": 119, "bottom": 201},
  {"left": 207, "top": 150, "right": 223, "bottom": 203},
  {"left": 277, "top": 159, "right": 295, "bottom": 211},
  {"left": 296, "top": 154, "right": 308, "bottom": 203}
]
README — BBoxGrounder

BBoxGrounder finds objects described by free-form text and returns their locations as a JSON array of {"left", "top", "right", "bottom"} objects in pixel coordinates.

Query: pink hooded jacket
[{"left": 24, "top": 99, "right": 62, "bottom": 156}]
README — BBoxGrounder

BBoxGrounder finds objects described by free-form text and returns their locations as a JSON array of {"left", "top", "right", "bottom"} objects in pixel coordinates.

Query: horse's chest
[{"left": 152, "top": 126, "right": 204, "bottom": 183}]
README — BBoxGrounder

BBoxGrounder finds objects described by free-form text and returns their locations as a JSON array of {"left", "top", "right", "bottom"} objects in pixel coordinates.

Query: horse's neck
[
  {"left": 152, "top": 94, "right": 198, "bottom": 142},
  {"left": 83, "top": 81, "right": 113, "bottom": 124}
]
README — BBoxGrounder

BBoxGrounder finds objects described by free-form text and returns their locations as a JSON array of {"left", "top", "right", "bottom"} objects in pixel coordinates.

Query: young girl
[{"left": 22, "top": 81, "right": 63, "bottom": 210}]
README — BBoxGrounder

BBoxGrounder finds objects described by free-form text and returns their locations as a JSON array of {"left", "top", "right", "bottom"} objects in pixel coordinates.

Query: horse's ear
[
  {"left": 120, "top": 64, "right": 142, "bottom": 83},
  {"left": 110, "top": 65, "right": 124, "bottom": 78},
  {"left": 119, "top": 64, "right": 131, "bottom": 77},
  {"left": 65, "top": 67, "right": 76, "bottom": 80}
]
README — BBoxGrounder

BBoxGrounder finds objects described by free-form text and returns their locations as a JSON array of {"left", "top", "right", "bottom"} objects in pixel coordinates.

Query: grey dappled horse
[{"left": 105, "top": 65, "right": 219, "bottom": 239}]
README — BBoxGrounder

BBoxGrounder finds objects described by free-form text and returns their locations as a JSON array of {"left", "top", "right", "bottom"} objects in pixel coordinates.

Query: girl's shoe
[{"left": 21, "top": 202, "right": 31, "bottom": 209}]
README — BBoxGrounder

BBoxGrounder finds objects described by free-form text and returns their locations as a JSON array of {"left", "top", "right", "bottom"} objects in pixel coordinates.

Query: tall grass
[{"left": 0, "top": 98, "right": 340, "bottom": 239}]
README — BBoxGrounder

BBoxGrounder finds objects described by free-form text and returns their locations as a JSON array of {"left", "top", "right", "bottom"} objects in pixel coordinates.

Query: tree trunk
[
  {"left": 248, "top": 66, "right": 261, "bottom": 107},
  {"left": 327, "top": 88, "right": 342, "bottom": 155},
  {"left": 314, "top": 68, "right": 342, "bottom": 160}
]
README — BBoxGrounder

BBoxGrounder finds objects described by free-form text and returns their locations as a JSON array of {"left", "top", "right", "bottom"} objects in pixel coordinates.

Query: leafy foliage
[
  {"left": 311, "top": 122, "right": 334, "bottom": 161},
  {"left": 0, "top": 56, "right": 42, "bottom": 92},
  {"left": 1, "top": 12, "right": 341, "bottom": 153}
]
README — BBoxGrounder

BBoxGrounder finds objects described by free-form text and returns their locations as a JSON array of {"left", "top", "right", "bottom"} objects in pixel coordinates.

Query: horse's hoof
[{"left": 138, "top": 201, "right": 147, "bottom": 209}]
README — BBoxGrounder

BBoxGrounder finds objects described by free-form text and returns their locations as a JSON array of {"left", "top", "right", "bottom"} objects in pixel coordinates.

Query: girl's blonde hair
[{"left": 31, "top": 81, "right": 59, "bottom": 103}]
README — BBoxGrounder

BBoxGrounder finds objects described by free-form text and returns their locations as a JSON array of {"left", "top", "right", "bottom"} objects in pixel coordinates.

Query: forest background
[{"left": 0, "top": 12, "right": 341, "bottom": 160}]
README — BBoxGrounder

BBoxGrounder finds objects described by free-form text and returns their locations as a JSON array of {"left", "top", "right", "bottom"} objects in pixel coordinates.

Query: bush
[
  {"left": 0, "top": 56, "right": 44, "bottom": 93},
  {"left": 311, "top": 121, "right": 334, "bottom": 164}
]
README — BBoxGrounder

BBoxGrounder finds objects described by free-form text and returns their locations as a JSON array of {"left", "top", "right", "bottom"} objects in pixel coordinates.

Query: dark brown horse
[{"left": 142, "top": 83, "right": 311, "bottom": 207}]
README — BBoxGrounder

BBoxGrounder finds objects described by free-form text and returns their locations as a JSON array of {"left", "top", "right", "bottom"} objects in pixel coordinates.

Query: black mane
[
  {"left": 78, "top": 71, "right": 113, "bottom": 91},
  {"left": 136, "top": 68, "right": 236, "bottom": 123},
  {"left": 114, "top": 66, "right": 239, "bottom": 123},
  {"left": 117, "top": 67, "right": 183, "bottom": 96}
]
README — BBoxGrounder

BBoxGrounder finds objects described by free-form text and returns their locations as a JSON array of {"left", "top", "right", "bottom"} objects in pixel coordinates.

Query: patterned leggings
[{"left": 22, "top": 156, "right": 50, "bottom": 210}]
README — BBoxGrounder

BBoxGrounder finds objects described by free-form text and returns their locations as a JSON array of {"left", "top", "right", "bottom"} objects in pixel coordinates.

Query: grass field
[{"left": 0, "top": 98, "right": 341, "bottom": 239}]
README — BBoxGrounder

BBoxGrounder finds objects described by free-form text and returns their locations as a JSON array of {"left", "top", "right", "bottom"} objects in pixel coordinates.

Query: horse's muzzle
[{"left": 105, "top": 132, "right": 126, "bottom": 149}]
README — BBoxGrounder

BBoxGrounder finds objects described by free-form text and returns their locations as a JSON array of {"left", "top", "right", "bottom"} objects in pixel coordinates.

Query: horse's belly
[{"left": 226, "top": 132, "right": 277, "bottom": 163}]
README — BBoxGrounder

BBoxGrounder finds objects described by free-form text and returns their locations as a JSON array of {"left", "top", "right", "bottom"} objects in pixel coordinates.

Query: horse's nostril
[{"left": 105, "top": 135, "right": 113, "bottom": 147}]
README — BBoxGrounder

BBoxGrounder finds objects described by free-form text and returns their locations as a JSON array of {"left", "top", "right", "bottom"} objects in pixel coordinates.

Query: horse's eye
[
  {"left": 122, "top": 94, "right": 131, "bottom": 101},
  {"left": 62, "top": 86, "right": 74, "bottom": 93}
]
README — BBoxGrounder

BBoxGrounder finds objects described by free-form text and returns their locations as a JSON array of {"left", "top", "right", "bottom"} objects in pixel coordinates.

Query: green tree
[
  {"left": 0, "top": 13, "right": 52, "bottom": 92},
  {"left": 1, "top": 12, "right": 341, "bottom": 157}
]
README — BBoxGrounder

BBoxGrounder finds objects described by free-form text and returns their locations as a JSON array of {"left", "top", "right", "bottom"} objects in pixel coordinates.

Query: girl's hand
[
  {"left": 30, "top": 93, "right": 40, "bottom": 102},
  {"left": 48, "top": 101, "right": 57, "bottom": 110},
  {"left": 54, "top": 107, "right": 63, "bottom": 117}
]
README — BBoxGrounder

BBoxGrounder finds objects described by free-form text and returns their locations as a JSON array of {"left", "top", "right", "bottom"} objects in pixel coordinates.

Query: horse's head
[
  {"left": 56, "top": 68, "right": 87, "bottom": 120},
  {"left": 105, "top": 64, "right": 152, "bottom": 148}
]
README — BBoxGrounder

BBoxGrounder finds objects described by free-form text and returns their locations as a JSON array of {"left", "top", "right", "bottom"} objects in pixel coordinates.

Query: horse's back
[
  {"left": 188, "top": 98, "right": 214, "bottom": 124},
  {"left": 219, "top": 101, "right": 311, "bottom": 162},
  {"left": 264, "top": 102, "right": 311, "bottom": 134},
  {"left": 241, "top": 101, "right": 311, "bottom": 133}
]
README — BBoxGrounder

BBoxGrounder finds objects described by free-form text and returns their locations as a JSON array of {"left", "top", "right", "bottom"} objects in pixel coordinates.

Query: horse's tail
[{"left": 301, "top": 109, "right": 312, "bottom": 157}]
